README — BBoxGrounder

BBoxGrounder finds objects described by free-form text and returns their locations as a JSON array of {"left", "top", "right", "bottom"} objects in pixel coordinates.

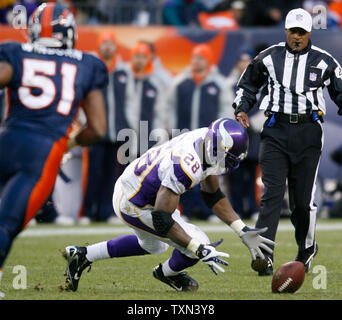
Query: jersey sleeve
[
  {"left": 327, "top": 57, "right": 342, "bottom": 113},
  {"left": 232, "top": 49, "right": 269, "bottom": 115},
  {"left": 84, "top": 53, "right": 109, "bottom": 94},
  {"left": 160, "top": 151, "right": 202, "bottom": 195},
  {"left": 0, "top": 41, "right": 21, "bottom": 87},
  {"left": 0, "top": 42, "right": 16, "bottom": 64}
]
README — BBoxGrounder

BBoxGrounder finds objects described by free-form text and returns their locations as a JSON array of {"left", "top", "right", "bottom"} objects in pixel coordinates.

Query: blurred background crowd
[
  {"left": 0, "top": 0, "right": 342, "bottom": 226},
  {"left": 1, "top": 0, "right": 342, "bottom": 28}
]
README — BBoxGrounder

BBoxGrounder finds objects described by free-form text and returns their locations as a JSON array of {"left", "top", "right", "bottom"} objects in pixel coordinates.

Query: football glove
[
  {"left": 238, "top": 226, "right": 275, "bottom": 261},
  {"left": 191, "top": 238, "right": 230, "bottom": 275}
]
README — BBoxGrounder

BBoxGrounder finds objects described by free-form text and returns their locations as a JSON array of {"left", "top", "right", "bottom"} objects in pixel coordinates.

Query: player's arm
[
  {"left": 0, "top": 62, "right": 13, "bottom": 88},
  {"left": 153, "top": 185, "right": 190, "bottom": 247},
  {"left": 153, "top": 185, "right": 229, "bottom": 275},
  {"left": 67, "top": 89, "right": 106, "bottom": 149},
  {"left": 327, "top": 60, "right": 342, "bottom": 115},
  {"left": 233, "top": 56, "right": 268, "bottom": 128},
  {"left": 200, "top": 175, "right": 240, "bottom": 225},
  {"left": 200, "top": 175, "right": 275, "bottom": 260}
]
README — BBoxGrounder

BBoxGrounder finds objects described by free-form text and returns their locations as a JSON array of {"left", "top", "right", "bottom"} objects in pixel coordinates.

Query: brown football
[{"left": 271, "top": 261, "right": 306, "bottom": 293}]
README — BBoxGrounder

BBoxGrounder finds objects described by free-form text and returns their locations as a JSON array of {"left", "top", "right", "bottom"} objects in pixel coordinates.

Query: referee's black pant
[{"left": 256, "top": 117, "right": 323, "bottom": 256}]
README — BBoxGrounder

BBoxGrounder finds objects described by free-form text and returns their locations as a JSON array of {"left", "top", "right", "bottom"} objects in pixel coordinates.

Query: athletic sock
[
  {"left": 106, "top": 235, "right": 147, "bottom": 258},
  {"left": 86, "top": 241, "right": 110, "bottom": 262},
  {"left": 162, "top": 248, "right": 198, "bottom": 276},
  {"left": 86, "top": 235, "right": 147, "bottom": 262},
  {"left": 162, "top": 259, "right": 179, "bottom": 276}
]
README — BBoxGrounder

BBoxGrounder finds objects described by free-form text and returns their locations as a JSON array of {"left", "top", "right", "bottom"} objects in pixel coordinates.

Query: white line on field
[{"left": 18, "top": 222, "right": 342, "bottom": 238}]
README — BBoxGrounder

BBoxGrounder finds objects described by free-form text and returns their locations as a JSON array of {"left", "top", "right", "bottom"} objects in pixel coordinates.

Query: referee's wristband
[{"left": 230, "top": 219, "right": 246, "bottom": 234}]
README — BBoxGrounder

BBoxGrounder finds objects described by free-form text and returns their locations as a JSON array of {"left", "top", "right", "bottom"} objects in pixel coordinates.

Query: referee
[{"left": 233, "top": 8, "right": 342, "bottom": 276}]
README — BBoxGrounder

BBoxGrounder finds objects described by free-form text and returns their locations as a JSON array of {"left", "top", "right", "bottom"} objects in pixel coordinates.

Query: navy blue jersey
[{"left": 0, "top": 41, "right": 108, "bottom": 140}]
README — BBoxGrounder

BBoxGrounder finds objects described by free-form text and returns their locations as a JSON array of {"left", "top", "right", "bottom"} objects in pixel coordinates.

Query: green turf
[{"left": 1, "top": 219, "right": 341, "bottom": 300}]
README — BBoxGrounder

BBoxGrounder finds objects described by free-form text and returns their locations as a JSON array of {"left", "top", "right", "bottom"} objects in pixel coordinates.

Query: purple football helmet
[{"left": 205, "top": 118, "right": 249, "bottom": 171}]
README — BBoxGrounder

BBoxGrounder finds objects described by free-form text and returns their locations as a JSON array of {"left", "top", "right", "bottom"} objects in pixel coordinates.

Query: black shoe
[
  {"left": 153, "top": 264, "right": 199, "bottom": 292},
  {"left": 295, "top": 242, "right": 318, "bottom": 273},
  {"left": 63, "top": 246, "right": 92, "bottom": 291},
  {"left": 251, "top": 256, "right": 273, "bottom": 276}
]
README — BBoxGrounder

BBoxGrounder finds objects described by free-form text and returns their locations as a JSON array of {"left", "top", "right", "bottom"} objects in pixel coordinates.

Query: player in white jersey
[{"left": 63, "top": 118, "right": 274, "bottom": 292}]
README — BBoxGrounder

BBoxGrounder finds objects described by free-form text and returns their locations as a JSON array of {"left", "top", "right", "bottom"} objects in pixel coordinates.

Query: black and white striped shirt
[{"left": 233, "top": 40, "right": 342, "bottom": 116}]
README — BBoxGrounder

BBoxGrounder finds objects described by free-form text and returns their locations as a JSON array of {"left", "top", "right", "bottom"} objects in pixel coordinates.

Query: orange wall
[{"left": 0, "top": 25, "right": 225, "bottom": 75}]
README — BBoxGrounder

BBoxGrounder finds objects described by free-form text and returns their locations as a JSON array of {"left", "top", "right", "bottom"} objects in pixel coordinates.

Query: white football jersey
[{"left": 119, "top": 128, "right": 224, "bottom": 208}]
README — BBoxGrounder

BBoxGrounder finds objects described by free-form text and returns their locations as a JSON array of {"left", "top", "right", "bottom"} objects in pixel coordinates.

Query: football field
[{"left": 1, "top": 218, "right": 342, "bottom": 300}]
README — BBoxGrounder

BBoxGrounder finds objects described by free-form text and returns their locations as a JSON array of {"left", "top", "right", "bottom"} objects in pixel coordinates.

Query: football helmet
[
  {"left": 204, "top": 118, "right": 249, "bottom": 171},
  {"left": 28, "top": 3, "right": 77, "bottom": 49}
]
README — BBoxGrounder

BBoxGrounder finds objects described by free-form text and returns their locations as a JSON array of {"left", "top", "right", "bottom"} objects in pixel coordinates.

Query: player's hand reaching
[
  {"left": 238, "top": 226, "right": 275, "bottom": 260},
  {"left": 194, "top": 238, "right": 230, "bottom": 275}
]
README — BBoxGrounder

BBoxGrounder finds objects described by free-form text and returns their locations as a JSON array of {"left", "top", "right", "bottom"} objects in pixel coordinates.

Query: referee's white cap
[{"left": 285, "top": 8, "right": 312, "bottom": 32}]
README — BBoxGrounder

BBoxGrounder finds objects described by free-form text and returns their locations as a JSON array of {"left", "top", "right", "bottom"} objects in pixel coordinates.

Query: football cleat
[
  {"left": 295, "top": 242, "right": 318, "bottom": 273},
  {"left": 63, "top": 246, "right": 92, "bottom": 291},
  {"left": 153, "top": 264, "right": 199, "bottom": 292},
  {"left": 251, "top": 255, "right": 273, "bottom": 276}
]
